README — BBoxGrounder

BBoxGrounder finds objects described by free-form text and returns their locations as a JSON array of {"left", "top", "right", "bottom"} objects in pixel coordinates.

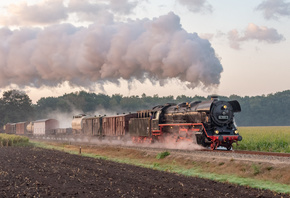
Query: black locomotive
[{"left": 129, "top": 96, "right": 242, "bottom": 150}]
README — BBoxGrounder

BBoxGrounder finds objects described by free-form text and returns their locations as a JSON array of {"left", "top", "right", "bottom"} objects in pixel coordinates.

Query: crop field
[
  {"left": 0, "top": 146, "right": 287, "bottom": 197},
  {"left": 0, "top": 134, "right": 29, "bottom": 146},
  {"left": 233, "top": 126, "right": 290, "bottom": 153}
]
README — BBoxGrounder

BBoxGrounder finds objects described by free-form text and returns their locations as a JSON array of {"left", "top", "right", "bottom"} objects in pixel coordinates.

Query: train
[{"left": 3, "top": 96, "right": 242, "bottom": 150}]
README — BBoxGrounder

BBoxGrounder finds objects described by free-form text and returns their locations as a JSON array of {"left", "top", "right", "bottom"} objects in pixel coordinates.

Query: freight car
[
  {"left": 4, "top": 119, "right": 69, "bottom": 136},
  {"left": 15, "top": 122, "right": 30, "bottom": 135},
  {"left": 72, "top": 113, "right": 138, "bottom": 139},
  {"left": 71, "top": 114, "right": 87, "bottom": 134},
  {"left": 4, "top": 123, "right": 16, "bottom": 134},
  {"left": 30, "top": 119, "right": 60, "bottom": 135}
]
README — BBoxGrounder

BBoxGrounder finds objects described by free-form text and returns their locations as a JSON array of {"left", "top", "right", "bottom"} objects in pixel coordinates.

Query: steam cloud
[{"left": 0, "top": 12, "right": 223, "bottom": 90}]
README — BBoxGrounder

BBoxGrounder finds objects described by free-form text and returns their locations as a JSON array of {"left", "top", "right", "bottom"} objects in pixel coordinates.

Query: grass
[
  {"left": 233, "top": 126, "right": 290, "bottom": 153},
  {"left": 31, "top": 141, "right": 290, "bottom": 194},
  {"left": 156, "top": 151, "right": 170, "bottom": 159},
  {"left": 0, "top": 134, "right": 30, "bottom": 146},
  {"left": 252, "top": 164, "right": 261, "bottom": 176}
]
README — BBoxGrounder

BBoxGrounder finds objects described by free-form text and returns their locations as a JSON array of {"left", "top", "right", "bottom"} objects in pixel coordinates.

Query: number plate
[{"left": 218, "top": 115, "right": 228, "bottom": 119}]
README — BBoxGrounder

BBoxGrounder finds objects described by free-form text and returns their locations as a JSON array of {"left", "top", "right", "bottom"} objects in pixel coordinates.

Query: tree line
[{"left": 1, "top": 89, "right": 290, "bottom": 128}]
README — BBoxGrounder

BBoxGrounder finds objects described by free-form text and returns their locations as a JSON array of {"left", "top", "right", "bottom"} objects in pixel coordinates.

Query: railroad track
[
  {"left": 32, "top": 136, "right": 290, "bottom": 161},
  {"left": 201, "top": 149, "right": 290, "bottom": 158}
]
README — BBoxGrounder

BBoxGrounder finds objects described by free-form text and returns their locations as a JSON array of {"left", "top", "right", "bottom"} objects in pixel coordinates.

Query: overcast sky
[{"left": 0, "top": 0, "right": 289, "bottom": 103}]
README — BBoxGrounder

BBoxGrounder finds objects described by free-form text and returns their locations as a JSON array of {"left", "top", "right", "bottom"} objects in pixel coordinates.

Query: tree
[
  {"left": 1, "top": 90, "right": 34, "bottom": 124},
  {"left": 0, "top": 99, "right": 5, "bottom": 128}
]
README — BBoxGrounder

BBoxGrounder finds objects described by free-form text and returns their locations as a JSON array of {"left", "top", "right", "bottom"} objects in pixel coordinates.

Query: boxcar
[
  {"left": 33, "top": 119, "right": 59, "bottom": 135},
  {"left": 4, "top": 123, "right": 16, "bottom": 134},
  {"left": 102, "top": 113, "right": 137, "bottom": 137},
  {"left": 81, "top": 116, "right": 102, "bottom": 136},
  {"left": 15, "top": 122, "right": 30, "bottom": 135}
]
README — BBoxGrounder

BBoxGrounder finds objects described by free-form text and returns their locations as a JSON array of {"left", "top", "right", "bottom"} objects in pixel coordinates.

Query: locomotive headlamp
[
  {"left": 234, "top": 130, "right": 238, "bottom": 134},
  {"left": 214, "top": 130, "right": 219, "bottom": 134},
  {"left": 223, "top": 105, "right": 227, "bottom": 109}
]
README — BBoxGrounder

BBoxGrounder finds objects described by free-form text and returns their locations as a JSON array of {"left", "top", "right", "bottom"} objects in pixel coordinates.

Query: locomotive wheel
[
  {"left": 226, "top": 145, "right": 232, "bottom": 151},
  {"left": 210, "top": 142, "right": 217, "bottom": 150}
]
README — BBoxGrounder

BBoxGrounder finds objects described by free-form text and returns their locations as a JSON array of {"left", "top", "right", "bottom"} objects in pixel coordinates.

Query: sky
[{"left": 0, "top": 0, "right": 289, "bottom": 103}]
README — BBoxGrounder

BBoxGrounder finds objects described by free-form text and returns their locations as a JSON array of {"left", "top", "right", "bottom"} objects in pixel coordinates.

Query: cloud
[
  {"left": 67, "top": 0, "right": 139, "bottom": 22},
  {"left": 198, "top": 33, "right": 214, "bottom": 41},
  {"left": 228, "top": 23, "right": 285, "bottom": 49},
  {"left": 176, "top": 0, "right": 213, "bottom": 13},
  {"left": 0, "top": 0, "right": 141, "bottom": 26},
  {"left": 0, "top": 0, "right": 68, "bottom": 26},
  {"left": 108, "top": 0, "right": 139, "bottom": 15},
  {"left": 256, "top": 0, "right": 290, "bottom": 20},
  {"left": 0, "top": 12, "right": 223, "bottom": 91}
]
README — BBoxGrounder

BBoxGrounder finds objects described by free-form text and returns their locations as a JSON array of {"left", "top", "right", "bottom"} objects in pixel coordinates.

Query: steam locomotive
[
  {"left": 71, "top": 96, "right": 242, "bottom": 150},
  {"left": 4, "top": 96, "right": 242, "bottom": 150}
]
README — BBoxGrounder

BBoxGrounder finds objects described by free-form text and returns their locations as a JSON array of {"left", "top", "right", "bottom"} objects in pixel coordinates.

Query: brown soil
[
  {"left": 0, "top": 147, "right": 287, "bottom": 197},
  {"left": 60, "top": 143, "right": 290, "bottom": 185}
]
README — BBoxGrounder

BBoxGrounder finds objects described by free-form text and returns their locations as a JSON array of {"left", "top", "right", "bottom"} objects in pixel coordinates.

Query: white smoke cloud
[
  {"left": 228, "top": 23, "right": 285, "bottom": 49},
  {"left": 256, "top": 0, "right": 290, "bottom": 20},
  {"left": 0, "top": 12, "right": 223, "bottom": 90},
  {"left": 176, "top": 0, "right": 213, "bottom": 14}
]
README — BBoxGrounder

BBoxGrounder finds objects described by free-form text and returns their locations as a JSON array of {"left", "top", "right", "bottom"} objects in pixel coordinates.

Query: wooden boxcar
[
  {"left": 81, "top": 116, "right": 102, "bottom": 136},
  {"left": 15, "top": 122, "right": 30, "bottom": 135},
  {"left": 4, "top": 123, "right": 16, "bottom": 134},
  {"left": 102, "top": 113, "right": 137, "bottom": 137}
]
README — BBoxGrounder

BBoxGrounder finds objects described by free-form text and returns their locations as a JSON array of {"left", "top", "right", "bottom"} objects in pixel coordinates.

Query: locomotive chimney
[{"left": 211, "top": 95, "right": 219, "bottom": 101}]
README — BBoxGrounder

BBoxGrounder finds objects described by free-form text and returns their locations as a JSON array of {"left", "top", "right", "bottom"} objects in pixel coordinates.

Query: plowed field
[{"left": 0, "top": 147, "right": 286, "bottom": 197}]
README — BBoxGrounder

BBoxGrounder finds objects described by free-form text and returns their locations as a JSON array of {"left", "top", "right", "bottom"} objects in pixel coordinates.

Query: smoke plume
[{"left": 0, "top": 12, "right": 223, "bottom": 90}]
